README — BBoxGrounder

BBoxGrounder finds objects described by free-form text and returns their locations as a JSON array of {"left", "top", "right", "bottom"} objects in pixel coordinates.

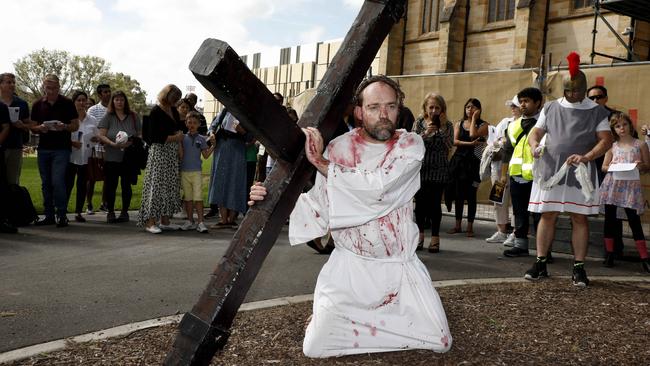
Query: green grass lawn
[{"left": 20, "top": 155, "right": 214, "bottom": 214}]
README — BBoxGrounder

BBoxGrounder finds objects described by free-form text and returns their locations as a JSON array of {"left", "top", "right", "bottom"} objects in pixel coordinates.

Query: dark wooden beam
[{"left": 164, "top": 1, "right": 406, "bottom": 365}]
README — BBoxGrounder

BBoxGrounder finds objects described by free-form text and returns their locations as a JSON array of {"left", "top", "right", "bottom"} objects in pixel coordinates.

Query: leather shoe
[
  {"left": 503, "top": 247, "right": 529, "bottom": 257},
  {"left": 0, "top": 220, "right": 17, "bottom": 233},
  {"left": 35, "top": 217, "right": 56, "bottom": 226},
  {"left": 56, "top": 216, "right": 69, "bottom": 228}
]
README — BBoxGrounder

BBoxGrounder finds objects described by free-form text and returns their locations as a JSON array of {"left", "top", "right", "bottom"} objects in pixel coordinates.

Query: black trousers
[
  {"left": 415, "top": 182, "right": 445, "bottom": 236},
  {"left": 455, "top": 179, "right": 477, "bottom": 222},
  {"left": 604, "top": 204, "right": 645, "bottom": 241},
  {"left": 0, "top": 149, "right": 8, "bottom": 221},
  {"left": 103, "top": 161, "right": 132, "bottom": 213},
  {"left": 65, "top": 163, "right": 88, "bottom": 214},
  {"left": 509, "top": 178, "right": 540, "bottom": 239}
]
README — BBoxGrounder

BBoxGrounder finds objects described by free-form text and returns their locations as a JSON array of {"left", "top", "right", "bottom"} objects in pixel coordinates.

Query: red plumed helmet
[{"left": 567, "top": 52, "right": 580, "bottom": 79}]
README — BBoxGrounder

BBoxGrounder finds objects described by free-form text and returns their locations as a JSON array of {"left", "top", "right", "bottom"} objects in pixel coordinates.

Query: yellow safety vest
[{"left": 507, "top": 117, "right": 534, "bottom": 181}]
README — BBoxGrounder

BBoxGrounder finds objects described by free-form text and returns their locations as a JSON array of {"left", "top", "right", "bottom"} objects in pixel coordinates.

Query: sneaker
[
  {"left": 546, "top": 251, "right": 554, "bottom": 264},
  {"left": 99, "top": 203, "right": 108, "bottom": 212},
  {"left": 145, "top": 225, "right": 162, "bottom": 234},
  {"left": 35, "top": 217, "right": 56, "bottom": 226},
  {"left": 180, "top": 221, "right": 197, "bottom": 231},
  {"left": 572, "top": 266, "right": 590, "bottom": 288},
  {"left": 74, "top": 214, "right": 86, "bottom": 223},
  {"left": 107, "top": 212, "right": 117, "bottom": 223},
  {"left": 86, "top": 208, "right": 95, "bottom": 215},
  {"left": 159, "top": 223, "right": 181, "bottom": 231},
  {"left": 486, "top": 231, "right": 508, "bottom": 243},
  {"left": 503, "top": 247, "right": 529, "bottom": 257},
  {"left": 524, "top": 261, "right": 548, "bottom": 281},
  {"left": 196, "top": 222, "right": 208, "bottom": 233},
  {"left": 56, "top": 216, "right": 69, "bottom": 228},
  {"left": 502, "top": 233, "right": 516, "bottom": 247}
]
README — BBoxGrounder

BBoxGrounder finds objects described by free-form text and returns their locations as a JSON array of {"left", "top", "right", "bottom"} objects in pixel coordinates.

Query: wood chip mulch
[{"left": 8, "top": 279, "right": 650, "bottom": 365}]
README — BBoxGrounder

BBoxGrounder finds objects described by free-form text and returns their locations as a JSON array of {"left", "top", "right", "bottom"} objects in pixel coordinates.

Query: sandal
[
  {"left": 428, "top": 238, "right": 440, "bottom": 253},
  {"left": 446, "top": 227, "right": 462, "bottom": 234},
  {"left": 416, "top": 233, "right": 424, "bottom": 251},
  {"left": 210, "top": 221, "right": 231, "bottom": 229}
]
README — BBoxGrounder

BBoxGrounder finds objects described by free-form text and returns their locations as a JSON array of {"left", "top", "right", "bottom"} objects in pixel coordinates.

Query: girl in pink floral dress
[{"left": 600, "top": 112, "right": 650, "bottom": 272}]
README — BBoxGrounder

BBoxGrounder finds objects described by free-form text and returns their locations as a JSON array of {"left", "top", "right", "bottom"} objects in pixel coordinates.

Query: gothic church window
[
  {"left": 421, "top": 0, "right": 444, "bottom": 33},
  {"left": 487, "top": 0, "right": 515, "bottom": 23}
]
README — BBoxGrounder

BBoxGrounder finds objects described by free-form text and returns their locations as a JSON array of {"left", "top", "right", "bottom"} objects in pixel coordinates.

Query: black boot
[
  {"left": 642, "top": 259, "right": 650, "bottom": 273},
  {"left": 603, "top": 252, "right": 615, "bottom": 268}
]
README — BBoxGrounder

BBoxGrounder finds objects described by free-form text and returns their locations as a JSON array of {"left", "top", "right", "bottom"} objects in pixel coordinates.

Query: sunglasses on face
[{"left": 588, "top": 95, "right": 605, "bottom": 101}]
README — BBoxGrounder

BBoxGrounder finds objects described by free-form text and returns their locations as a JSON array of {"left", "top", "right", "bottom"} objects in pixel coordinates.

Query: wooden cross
[{"left": 164, "top": 1, "right": 406, "bottom": 365}]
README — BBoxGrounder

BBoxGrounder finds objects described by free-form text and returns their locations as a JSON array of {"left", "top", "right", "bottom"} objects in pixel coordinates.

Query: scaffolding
[{"left": 590, "top": 0, "right": 650, "bottom": 63}]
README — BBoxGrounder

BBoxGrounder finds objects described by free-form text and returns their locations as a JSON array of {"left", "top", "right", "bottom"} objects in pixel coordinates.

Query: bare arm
[
  {"left": 601, "top": 149, "right": 613, "bottom": 172},
  {"left": 469, "top": 110, "right": 488, "bottom": 139},
  {"left": 453, "top": 121, "right": 478, "bottom": 147},
  {"left": 166, "top": 131, "right": 184, "bottom": 143},
  {"left": 201, "top": 144, "right": 215, "bottom": 159},
  {"left": 528, "top": 127, "right": 545, "bottom": 158},
  {"left": 639, "top": 142, "right": 650, "bottom": 172},
  {"left": 98, "top": 128, "right": 131, "bottom": 149}
]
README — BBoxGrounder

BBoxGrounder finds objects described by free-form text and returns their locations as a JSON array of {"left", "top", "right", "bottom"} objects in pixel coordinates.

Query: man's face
[
  {"left": 43, "top": 80, "right": 60, "bottom": 100},
  {"left": 518, "top": 97, "right": 541, "bottom": 117},
  {"left": 99, "top": 88, "right": 111, "bottom": 104},
  {"left": 0, "top": 77, "right": 16, "bottom": 95},
  {"left": 564, "top": 88, "right": 585, "bottom": 103},
  {"left": 587, "top": 88, "right": 608, "bottom": 106},
  {"left": 355, "top": 82, "right": 399, "bottom": 142}
]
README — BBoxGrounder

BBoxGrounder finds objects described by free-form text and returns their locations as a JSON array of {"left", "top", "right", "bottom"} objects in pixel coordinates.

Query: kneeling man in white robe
[{"left": 249, "top": 75, "right": 452, "bottom": 358}]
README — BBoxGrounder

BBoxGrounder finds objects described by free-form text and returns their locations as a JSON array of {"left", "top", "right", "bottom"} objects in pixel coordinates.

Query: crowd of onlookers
[{"left": 0, "top": 71, "right": 648, "bottom": 276}]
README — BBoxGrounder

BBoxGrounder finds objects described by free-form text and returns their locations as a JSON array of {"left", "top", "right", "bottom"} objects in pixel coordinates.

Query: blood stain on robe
[
  {"left": 375, "top": 292, "right": 398, "bottom": 309},
  {"left": 353, "top": 342, "right": 359, "bottom": 348},
  {"left": 353, "top": 329, "right": 359, "bottom": 336}
]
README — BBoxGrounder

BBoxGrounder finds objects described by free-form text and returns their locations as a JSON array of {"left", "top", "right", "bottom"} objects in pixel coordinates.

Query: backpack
[{"left": 7, "top": 184, "right": 38, "bottom": 226}]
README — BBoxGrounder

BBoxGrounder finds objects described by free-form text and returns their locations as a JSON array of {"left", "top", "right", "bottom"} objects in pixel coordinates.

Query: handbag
[
  {"left": 473, "top": 140, "right": 487, "bottom": 160},
  {"left": 87, "top": 147, "right": 105, "bottom": 182}
]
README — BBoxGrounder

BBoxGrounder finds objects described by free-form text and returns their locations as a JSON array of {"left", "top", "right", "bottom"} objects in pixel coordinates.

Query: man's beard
[{"left": 365, "top": 118, "right": 396, "bottom": 141}]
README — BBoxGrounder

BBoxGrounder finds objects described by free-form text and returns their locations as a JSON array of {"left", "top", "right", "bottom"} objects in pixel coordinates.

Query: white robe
[{"left": 289, "top": 128, "right": 452, "bottom": 358}]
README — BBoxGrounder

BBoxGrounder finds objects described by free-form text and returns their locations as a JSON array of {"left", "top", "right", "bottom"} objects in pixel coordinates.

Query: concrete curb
[{"left": 1, "top": 277, "right": 648, "bottom": 364}]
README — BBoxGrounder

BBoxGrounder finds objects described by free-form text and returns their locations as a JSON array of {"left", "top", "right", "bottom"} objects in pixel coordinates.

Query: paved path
[{"left": 0, "top": 213, "right": 646, "bottom": 352}]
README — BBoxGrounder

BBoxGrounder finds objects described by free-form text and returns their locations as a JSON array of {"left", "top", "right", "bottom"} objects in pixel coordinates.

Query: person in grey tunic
[{"left": 525, "top": 53, "right": 613, "bottom": 287}]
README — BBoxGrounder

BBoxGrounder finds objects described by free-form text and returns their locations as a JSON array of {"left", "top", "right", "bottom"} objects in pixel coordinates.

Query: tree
[
  {"left": 13, "top": 49, "right": 74, "bottom": 101},
  {"left": 69, "top": 55, "right": 110, "bottom": 96},
  {"left": 12, "top": 49, "right": 146, "bottom": 113},
  {"left": 97, "top": 72, "right": 148, "bottom": 115}
]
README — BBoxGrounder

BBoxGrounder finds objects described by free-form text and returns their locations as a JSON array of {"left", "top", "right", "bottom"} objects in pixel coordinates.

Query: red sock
[
  {"left": 635, "top": 240, "right": 648, "bottom": 259},
  {"left": 604, "top": 238, "right": 615, "bottom": 253}
]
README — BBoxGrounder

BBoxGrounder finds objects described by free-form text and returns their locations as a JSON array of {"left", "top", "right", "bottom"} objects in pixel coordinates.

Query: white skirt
[{"left": 528, "top": 180, "right": 600, "bottom": 215}]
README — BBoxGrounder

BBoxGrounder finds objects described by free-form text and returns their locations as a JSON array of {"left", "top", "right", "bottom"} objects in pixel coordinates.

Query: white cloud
[
  {"left": 342, "top": 0, "right": 364, "bottom": 9},
  {"left": 299, "top": 26, "right": 325, "bottom": 45},
  {"left": 1, "top": 0, "right": 353, "bottom": 103}
]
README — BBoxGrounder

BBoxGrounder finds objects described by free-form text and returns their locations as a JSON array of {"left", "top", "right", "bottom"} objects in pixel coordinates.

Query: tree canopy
[{"left": 13, "top": 49, "right": 148, "bottom": 115}]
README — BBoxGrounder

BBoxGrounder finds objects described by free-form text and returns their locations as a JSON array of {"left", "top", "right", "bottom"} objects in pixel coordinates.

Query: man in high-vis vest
[{"left": 498, "top": 87, "right": 543, "bottom": 257}]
